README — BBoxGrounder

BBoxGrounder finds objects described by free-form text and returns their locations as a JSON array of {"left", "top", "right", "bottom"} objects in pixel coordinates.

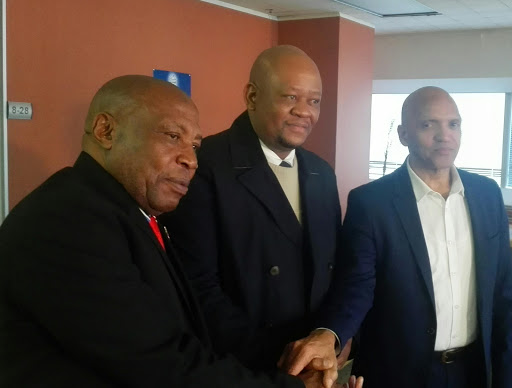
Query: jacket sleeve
[
  {"left": 491, "top": 186, "right": 512, "bottom": 388},
  {"left": 316, "top": 188, "right": 377, "bottom": 347}
]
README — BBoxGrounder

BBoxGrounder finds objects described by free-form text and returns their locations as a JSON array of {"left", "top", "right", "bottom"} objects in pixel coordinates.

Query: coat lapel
[
  {"left": 228, "top": 113, "right": 302, "bottom": 246},
  {"left": 163, "top": 232, "right": 211, "bottom": 344},
  {"left": 133, "top": 211, "right": 209, "bottom": 344},
  {"left": 297, "top": 149, "right": 331, "bottom": 306},
  {"left": 392, "top": 165, "right": 436, "bottom": 307},
  {"left": 460, "top": 173, "right": 491, "bottom": 327}
]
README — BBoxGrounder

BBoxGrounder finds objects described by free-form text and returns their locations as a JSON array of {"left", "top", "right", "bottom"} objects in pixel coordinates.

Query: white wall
[{"left": 374, "top": 28, "right": 512, "bottom": 80}]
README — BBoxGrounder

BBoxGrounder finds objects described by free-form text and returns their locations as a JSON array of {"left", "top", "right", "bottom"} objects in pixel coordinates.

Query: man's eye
[
  {"left": 422, "top": 122, "right": 431, "bottom": 128},
  {"left": 286, "top": 95, "right": 296, "bottom": 100},
  {"left": 450, "top": 122, "right": 460, "bottom": 128},
  {"left": 168, "top": 133, "right": 180, "bottom": 140},
  {"left": 311, "top": 99, "right": 320, "bottom": 105}
]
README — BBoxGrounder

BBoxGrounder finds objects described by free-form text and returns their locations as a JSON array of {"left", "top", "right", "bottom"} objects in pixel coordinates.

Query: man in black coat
[
  {"left": 160, "top": 46, "right": 347, "bottom": 386},
  {"left": 0, "top": 75, "right": 329, "bottom": 387}
]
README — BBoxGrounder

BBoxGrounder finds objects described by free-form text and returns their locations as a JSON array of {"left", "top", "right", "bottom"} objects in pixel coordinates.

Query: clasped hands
[{"left": 278, "top": 329, "right": 363, "bottom": 388}]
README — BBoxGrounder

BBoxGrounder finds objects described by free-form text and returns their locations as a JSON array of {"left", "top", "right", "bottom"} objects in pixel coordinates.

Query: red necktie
[{"left": 149, "top": 216, "right": 165, "bottom": 251}]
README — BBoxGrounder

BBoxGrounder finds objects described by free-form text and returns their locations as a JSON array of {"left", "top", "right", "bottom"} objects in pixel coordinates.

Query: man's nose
[
  {"left": 435, "top": 123, "right": 454, "bottom": 141},
  {"left": 291, "top": 99, "right": 314, "bottom": 118},
  {"left": 177, "top": 146, "right": 198, "bottom": 170}
]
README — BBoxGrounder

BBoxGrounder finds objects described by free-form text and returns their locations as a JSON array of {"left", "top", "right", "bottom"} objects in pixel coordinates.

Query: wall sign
[
  {"left": 153, "top": 70, "right": 191, "bottom": 97},
  {"left": 7, "top": 102, "right": 32, "bottom": 120}
]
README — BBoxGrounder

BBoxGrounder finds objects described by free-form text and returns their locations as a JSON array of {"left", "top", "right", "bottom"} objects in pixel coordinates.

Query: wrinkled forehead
[{"left": 147, "top": 95, "right": 201, "bottom": 136}]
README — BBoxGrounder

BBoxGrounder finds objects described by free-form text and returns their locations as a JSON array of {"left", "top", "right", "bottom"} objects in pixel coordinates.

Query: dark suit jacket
[
  {"left": 0, "top": 152, "right": 302, "bottom": 388},
  {"left": 318, "top": 164, "right": 512, "bottom": 388},
  {"left": 161, "top": 112, "right": 342, "bottom": 369}
]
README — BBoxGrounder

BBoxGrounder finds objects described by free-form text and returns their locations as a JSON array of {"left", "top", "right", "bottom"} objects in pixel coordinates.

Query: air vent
[{"left": 332, "top": 0, "right": 440, "bottom": 18}]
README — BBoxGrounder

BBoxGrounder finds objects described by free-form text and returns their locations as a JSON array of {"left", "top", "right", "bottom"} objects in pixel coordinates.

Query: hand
[
  {"left": 340, "top": 375, "right": 364, "bottom": 388},
  {"left": 278, "top": 329, "right": 337, "bottom": 388},
  {"left": 298, "top": 369, "right": 326, "bottom": 388}
]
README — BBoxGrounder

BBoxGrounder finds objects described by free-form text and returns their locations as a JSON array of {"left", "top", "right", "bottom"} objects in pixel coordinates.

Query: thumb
[{"left": 308, "top": 357, "right": 334, "bottom": 371}]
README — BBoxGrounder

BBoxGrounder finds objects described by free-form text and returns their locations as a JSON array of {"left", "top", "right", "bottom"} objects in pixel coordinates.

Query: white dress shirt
[
  {"left": 259, "top": 139, "right": 296, "bottom": 167},
  {"left": 407, "top": 159, "right": 477, "bottom": 350}
]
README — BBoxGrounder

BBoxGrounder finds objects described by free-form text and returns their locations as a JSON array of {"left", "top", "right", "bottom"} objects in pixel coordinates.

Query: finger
[
  {"left": 286, "top": 350, "right": 316, "bottom": 376},
  {"left": 356, "top": 376, "right": 364, "bottom": 388},
  {"left": 308, "top": 357, "right": 334, "bottom": 371},
  {"left": 322, "top": 366, "right": 338, "bottom": 388}
]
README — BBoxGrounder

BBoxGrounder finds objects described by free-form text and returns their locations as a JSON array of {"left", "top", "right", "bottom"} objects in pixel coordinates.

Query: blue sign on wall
[{"left": 153, "top": 69, "right": 191, "bottom": 97}]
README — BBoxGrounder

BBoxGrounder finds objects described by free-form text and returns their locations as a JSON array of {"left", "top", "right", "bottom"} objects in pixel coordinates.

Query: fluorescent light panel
[{"left": 332, "top": 0, "right": 439, "bottom": 18}]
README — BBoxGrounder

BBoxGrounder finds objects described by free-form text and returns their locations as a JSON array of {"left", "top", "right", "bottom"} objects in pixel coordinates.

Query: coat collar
[
  {"left": 227, "top": 112, "right": 304, "bottom": 246},
  {"left": 74, "top": 152, "right": 162, "bottom": 250}
]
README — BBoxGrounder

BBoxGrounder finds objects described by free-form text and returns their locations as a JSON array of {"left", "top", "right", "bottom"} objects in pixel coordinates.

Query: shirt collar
[
  {"left": 259, "top": 139, "right": 296, "bottom": 167},
  {"left": 406, "top": 157, "right": 464, "bottom": 202},
  {"left": 139, "top": 208, "right": 151, "bottom": 221}
]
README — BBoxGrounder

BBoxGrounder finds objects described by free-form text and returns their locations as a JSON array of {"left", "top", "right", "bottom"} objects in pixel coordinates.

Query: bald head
[
  {"left": 401, "top": 86, "right": 457, "bottom": 127},
  {"left": 84, "top": 75, "right": 190, "bottom": 135},
  {"left": 245, "top": 45, "right": 322, "bottom": 158},
  {"left": 82, "top": 75, "right": 193, "bottom": 160},
  {"left": 249, "top": 45, "right": 320, "bottom": 89},
  {"left": 82, "top": 75, "right": 202, "bottom": 215}
]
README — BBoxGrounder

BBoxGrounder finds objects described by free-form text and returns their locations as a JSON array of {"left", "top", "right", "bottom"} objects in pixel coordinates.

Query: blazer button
[
  {"left": 269, "top": 266, "right": 280, "bottom": 276},
  {"left": 328, "top": 263, "right": 334, "bottom": 271},
  {"left": 427, "top": 328, "right": 435, "bottom": 335}
]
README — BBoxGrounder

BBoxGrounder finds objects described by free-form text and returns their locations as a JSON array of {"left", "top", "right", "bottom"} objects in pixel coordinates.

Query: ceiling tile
[{"left": 205, "top": 0, "right": 512, "bottom": 34}]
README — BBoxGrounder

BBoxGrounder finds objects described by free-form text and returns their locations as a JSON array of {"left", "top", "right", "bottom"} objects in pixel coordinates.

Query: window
[{"left": 369, "top": 93, "right": 506, "bottom": 185}]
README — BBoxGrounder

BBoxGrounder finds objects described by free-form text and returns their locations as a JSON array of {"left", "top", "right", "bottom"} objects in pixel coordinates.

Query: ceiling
[{"left": 208, "top": 0, "right": 512, "bottom": 35}]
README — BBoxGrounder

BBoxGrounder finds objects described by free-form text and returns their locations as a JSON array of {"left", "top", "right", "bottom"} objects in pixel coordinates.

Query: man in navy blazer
[{"left": 279, "top": 87, "right": 512, "bottom": 388}]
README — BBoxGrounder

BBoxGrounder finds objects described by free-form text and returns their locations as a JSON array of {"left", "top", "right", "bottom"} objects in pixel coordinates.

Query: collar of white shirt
[
  {"left": 139, "top": 208, "right": 152, "bottom": 221},
  {"left": 406, "top": 157, "right": 465, "bottom": 202},
  {"left": 259, "top": 139, "right": 296, "bottom": 167}
]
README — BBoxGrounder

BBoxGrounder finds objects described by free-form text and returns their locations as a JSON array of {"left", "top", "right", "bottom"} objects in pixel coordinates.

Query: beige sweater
[{"left": 268, "top": 160, "right": 302, "bottom": 224}]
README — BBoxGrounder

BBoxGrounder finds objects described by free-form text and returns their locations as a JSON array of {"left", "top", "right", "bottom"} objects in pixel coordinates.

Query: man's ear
[
  {"left": 397, "top": 124, "right": 408, "bottom": 146},
  {"left": 91, "top": 112, "right": 115, "bottom": 150},
  {"left": 244, "top": 82, "right": 258, "bottom": 111}
]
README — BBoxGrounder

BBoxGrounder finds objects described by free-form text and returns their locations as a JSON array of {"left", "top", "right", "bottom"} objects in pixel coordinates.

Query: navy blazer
[
  {"left": 161, "top": 112, "right": 343, "bottom": 370},
  {"left": 0, "top": 152, "right": 302, "bottom": 388},
  {"left": 318, "top": 164, "right": 512, "bottom": 388}
]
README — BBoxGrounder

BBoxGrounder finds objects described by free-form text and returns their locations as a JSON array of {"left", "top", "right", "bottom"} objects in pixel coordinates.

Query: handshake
[{"left": 278, "top": 329, "right": 364, "bottom": 388}]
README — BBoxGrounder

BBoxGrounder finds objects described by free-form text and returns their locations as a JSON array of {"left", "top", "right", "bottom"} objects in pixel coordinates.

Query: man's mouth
[
  {"left": 435, "top": 147, "right": 454, "bottom": 155},
  {"left": 167, "top": 178, "right": 189, "bottom": 196}
]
